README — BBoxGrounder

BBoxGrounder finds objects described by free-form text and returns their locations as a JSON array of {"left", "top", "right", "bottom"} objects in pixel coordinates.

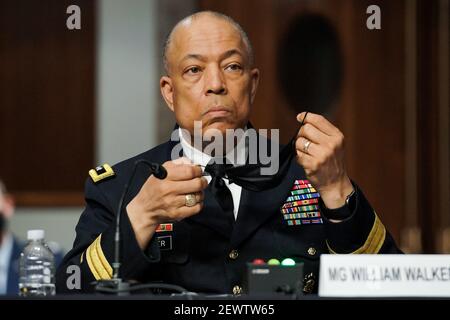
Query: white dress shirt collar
[{"left": 178, "top": 127, "right": 248, "bottom": 167}]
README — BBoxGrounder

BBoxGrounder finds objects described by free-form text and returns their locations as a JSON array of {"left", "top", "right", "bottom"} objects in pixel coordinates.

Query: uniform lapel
[
  {"left": 187, "top": 188, "right": 233, "bottom": 239},
  {"left": 230, "top": 162, "right": 305, "bottom": 248}
]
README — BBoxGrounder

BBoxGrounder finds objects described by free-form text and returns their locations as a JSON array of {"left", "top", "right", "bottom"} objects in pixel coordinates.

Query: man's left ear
[
  {"left": 160, "top": 76, "right": 175, "bottom": 112},
  {"left": 250, "top": 68, "right": 260, "bottom": 104}
]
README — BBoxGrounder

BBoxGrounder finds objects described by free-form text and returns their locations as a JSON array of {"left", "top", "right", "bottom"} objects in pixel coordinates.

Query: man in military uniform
[{"left": 56, "top": 11, "right": 400, "bottom": 295}]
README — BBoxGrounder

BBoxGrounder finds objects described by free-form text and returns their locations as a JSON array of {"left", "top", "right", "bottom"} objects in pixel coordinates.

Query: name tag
[
  {"left": 319, "top": 254, "right": 450, "bottom": 297},
  {"left": 157, "top": 235, "right": 173, "bottom": 251}
]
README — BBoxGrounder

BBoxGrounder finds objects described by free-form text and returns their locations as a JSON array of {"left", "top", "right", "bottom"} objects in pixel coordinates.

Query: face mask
[{"left": 207, "top": 112, "right": 308, "bottom": 192}]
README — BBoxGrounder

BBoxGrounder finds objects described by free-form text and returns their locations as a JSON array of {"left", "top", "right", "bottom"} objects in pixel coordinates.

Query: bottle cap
[{"left": 27, "top": 229, "right": 45, "bottom": 240}]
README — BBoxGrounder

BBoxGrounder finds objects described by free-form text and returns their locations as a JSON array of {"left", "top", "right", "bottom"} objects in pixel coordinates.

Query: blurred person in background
[{"left": 0, "top": 178, "right": 63, "bottom": 295}]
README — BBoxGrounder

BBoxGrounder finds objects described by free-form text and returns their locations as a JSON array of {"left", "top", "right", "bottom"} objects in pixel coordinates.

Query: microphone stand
[{"left": 95, "top": 160, "right": 167, "bottom": 295}]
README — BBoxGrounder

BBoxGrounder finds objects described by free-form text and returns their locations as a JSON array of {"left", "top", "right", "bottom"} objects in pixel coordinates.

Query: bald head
[{"left": 163, "top": 11, "right": 254, "bottom": 74}]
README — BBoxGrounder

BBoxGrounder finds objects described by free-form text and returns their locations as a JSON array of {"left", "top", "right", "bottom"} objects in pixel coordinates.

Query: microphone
[{"left": 95, "top": 160, "right": 167, "bottom": 295}]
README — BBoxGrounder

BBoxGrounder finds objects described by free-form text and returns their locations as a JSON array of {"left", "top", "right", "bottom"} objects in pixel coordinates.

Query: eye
[
  {"left": 225, "top": 63, "right": 242, "bottom": 72},
  {"left": 185, "top": 66, "right": 202, "bottom": 75}
]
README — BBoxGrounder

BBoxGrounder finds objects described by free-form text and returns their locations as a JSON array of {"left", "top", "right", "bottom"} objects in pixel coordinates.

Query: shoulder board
[{"left": 89, "top": 163, "right": 115, "bottom": 183}]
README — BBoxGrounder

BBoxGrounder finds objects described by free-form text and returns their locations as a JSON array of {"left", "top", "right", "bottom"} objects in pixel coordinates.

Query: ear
[
  {"left": 250, "top": 68, "right": 260, "bottom": 104},
  {"left": 160, "top": 76, "right": 175, "bottom": 112}
]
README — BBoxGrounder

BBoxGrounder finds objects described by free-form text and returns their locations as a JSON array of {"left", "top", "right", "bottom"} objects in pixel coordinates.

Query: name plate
[{"left": 319, "top": 254, "right": 450, "bottom": 297}]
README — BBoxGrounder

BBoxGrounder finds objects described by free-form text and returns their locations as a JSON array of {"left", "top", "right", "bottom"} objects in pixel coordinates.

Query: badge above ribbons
[{"left": 281, "top": 179, "right": 323, "bottom": 226}]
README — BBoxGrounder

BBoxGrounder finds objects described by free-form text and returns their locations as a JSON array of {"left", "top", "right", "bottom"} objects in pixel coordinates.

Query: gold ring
[
  {"left": 303, "top": 139, "right": 312, "bottom": 153},
  {"left": 185, "top": 194, "right": 197, "bottom": 207}
]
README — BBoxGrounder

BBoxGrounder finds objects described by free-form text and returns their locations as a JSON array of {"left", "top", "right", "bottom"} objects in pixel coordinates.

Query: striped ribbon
[{"left": 281, "top": 179, "right": 323, "bottom": 225}]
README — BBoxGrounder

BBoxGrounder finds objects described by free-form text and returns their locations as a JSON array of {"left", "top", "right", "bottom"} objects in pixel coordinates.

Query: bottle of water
[{"left": 19, "top": 230, "right": 56, "bottom": 296}]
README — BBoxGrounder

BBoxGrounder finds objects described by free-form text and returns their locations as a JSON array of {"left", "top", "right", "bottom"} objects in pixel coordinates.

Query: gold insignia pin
[{"left": 89, "top": 163, "right": 115, "bottom": 183}]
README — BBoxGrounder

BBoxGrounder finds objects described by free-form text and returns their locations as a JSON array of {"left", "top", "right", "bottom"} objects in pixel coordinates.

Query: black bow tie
[{"left": 204, "top": 158, "right": 235, "bottom": 229}]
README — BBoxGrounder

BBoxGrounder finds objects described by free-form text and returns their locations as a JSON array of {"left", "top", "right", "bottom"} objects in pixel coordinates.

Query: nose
[{"left": 204, "top": 66, "right": 227, "bottom": 95}]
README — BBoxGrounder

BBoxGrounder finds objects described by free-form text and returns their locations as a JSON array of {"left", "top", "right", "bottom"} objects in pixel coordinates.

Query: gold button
[
  {"left": 303, "top": 273, "right": 316, "bottom": 294},
  {"left": 307, "top": 247, "right": 317, "bottom": 256},
  {"left": 232, "top": 285, "right": 242, "bottom": 295},
  {"left": 229, "top": 249, "right": 239, "bottom": 260},
  {"left": 303, "top": 279, "right": 315, "bottom": 293}
]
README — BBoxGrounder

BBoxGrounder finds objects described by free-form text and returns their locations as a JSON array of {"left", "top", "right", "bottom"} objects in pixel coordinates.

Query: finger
[
  {"left": 172, "top": 157, "right": 194, "bottom": 165},
  {"left": 295, "top": 136, "right": 319, "bottom": 157},
  {"left": 296, "top": 111, "right": 309, "bottom": 127},
  {"left": 164, "top": 163, "right": 203, "bottom": 181},
  {"left": 300, "top": 123, "right": 334, "bottom": 146},
  {"left": 172, "top": 202, "right": 204, "bottom": 220},
  {"left": 297, "top": 112, "right": 340, "bottom": 136},
  {"left": 195, "top": 191, "right": 204, "bottom": 203},
  {"left": 171, "top": 177, "right": 208, "bottom": 194},
  {"left": 295, "top": 149, "right": 315, "bottom": 170},
  {"left": 173, "top": 191, "right": 205, "bottom": 209},
  {"left": 297, "top": 122, "right": 330, "bottom": 145}
]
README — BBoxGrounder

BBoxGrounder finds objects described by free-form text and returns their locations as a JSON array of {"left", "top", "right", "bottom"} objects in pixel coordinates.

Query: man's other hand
[
  {"left": 126, "top": 157, "right": 208, "bottom": 250},
  {"left": 295, "top": 112, "right": 354, "bottom": 211}
]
